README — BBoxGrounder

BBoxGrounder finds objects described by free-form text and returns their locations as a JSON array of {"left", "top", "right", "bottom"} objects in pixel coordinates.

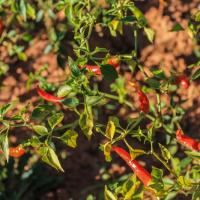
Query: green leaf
[
  {"left": 79, "top": 106, "right": 93, "bottom": 140},
  {"left": 105, "top": 120, "right": 116, "bottom": 140},
  {"left": 151, "top": 166, "right": 163, "bottom": 180},
  {"left": 60, "top": 130, "right": 78, "bottom": 148},
  {"left": 61, "top": 97, "right": 79, "bottom": 108},
  {"left": 101, "top": 64, "right": 118, "bottom": 82},
  {"left": 104, "top": 186, "right": 117, "bottom": 200},
  {"left": 110, "top": 77, "right": 127, "bottom": 103},
  {"left": 144, "top": 27, "right": 155, "bottom": 43},
  {"left": 130, "top": 5, "right": 147, "bottom": 27},
  {"left": 38, "top": 146, "right": 64, "bottom": 172},
  {"left": 185, "top": 151, "right": 200, "bottom": 159},
  {"left": 85, "top": 95, "right": 104, "bottom": 106},
  {"left": 68, "top": 57, "right": 81, "bottom": 77},
  {"left": 31, "top": 105, "right": 54, "bottom": 120},
  {"left": 27, "top": 3, "right": 36, "bottom": 19},
  {"left": 57, "top": 85, "right": 72, "bottom": 97},
  {"left": 20, "top": 0, "right": 27, "bottom": 21},
  {"left": 17, "top": 52, "right": 27, "bottom": 61},
  {"left": 0, "top": 134, "right": 9, "bottom": 162},
  {"left": 192, "top": 185, "right": 200, "bottom": 200},
  {"left": 192, "top": 68, "right": 200, "bottom": 80},
  {"left": 159, "top": 143, "right": 171, "bottom": 162},
  {"left": 103, "top": 142, "right": 112, "bottom": 162},
  {"left": 28, "top": 136, "right": 41, "bottom": 148},
  {"left": 48, "top": 113, "right": 64, "bottom": 130},
  {"left": 0, "top": 103, "right": 14, "bottom": 118},
  {"left": 150, "top": 67, "right": 166, "bottom": 79},
  {"left": 32, "top": 125, "right": 48, "bottom": 136},
  {"left": 146, "top": 78, "right": 160, "bottom": 89},
  {"left": 171, "top": 23, "right": 184, "bottom": 32}
]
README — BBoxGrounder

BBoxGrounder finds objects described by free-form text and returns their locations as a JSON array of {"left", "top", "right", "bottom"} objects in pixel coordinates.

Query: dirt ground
[{"left": 0, "top": 0, "right": 199, "bottom": 199}]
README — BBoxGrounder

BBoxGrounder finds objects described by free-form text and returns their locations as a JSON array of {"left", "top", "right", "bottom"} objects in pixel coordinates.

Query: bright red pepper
[
  {"left": 107, "top": 57, "right": 120, "bottom": 68},
  {"left": 9, "top": 146, "right": 25, "bottom": 158},
  {"left": 36, "top": 86, "right": 64, "bottom": 104},
  {"left": 112, "top": 146, "right": 152, "bottom": 186},
  {"left": 176, "top": 129, "right": 200, "bottom": 151},
  {"left": 0, "top": 19, "right": 3, "bottom": 36},
  {"left": 129, "top": 81, "right": 150, "bottom": 113},
  {"left": 175, "top": 75, "right": 190, "bottom": 89},
  {"left": 85, "top": 65, "right": 101, "bottom": 75},
  {"left": 0, "top": 146, "right": 25, "bottom": 158},
  {"left": 137, "top": 90, "right": 150, "bottom": 114}
]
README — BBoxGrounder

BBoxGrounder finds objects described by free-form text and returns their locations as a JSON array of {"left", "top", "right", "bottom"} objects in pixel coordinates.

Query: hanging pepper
[
  {"left": 85, "top": 64, "right": 102, "bottom": 75},
  {"left": 107, "top": 57, "right": 120, "bottom": 68},
  {"left": 36, "top": 86, "right": 64, "bottom": 104},
  {"left": 0, "top": 19, "right": 3, "bottom": 36},
  {"left": 112, "top": 146, "right": 152, "bottom": 186},
  {"left": 175, "top": 75, "right": 190, "bottom": 89},
  {"left": 0, "top": 146, "right": 25, "bottom": 158},
  {"left": 137, "top": 90, "right": 150, "bottom": 113},
  {"left": 176, "top": 129, "right": 200, "bottom": 151},
  {"left": 129, "top": 81, "right": 150, "bottom": 113},
  {"left": 9, "top": 146, "right": 25, "bottom": 158}
]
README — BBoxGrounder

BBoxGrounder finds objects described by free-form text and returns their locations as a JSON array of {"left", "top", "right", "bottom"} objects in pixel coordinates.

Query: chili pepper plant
[{"left": 0, "top": 1, "right": 200, "bottom": 199}]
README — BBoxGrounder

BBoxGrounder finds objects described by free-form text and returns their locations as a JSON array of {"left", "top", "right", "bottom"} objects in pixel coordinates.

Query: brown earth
[{"left": 0, "top": 0, "right": 199, "bottom": 199}]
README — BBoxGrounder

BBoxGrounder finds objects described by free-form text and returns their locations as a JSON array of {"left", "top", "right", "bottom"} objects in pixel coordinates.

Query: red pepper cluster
[
  {"left": 112, "top": 146, "right": 152, "bottom": 186},
  {"left": 0, "top": 146, "right": 25, "bottom": 158},
  {"left": 176, "top": 129, "right": 200, "bottom": 151}
]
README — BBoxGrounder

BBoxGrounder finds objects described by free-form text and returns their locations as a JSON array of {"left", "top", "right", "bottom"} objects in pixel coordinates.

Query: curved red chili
[
  {"left": 36, "top": 86, "right": 64, "bottom": 104},
  {"left": 85, "top": 65, "right": 101, "bottom": 75},
  {"left": 107, "top": 57, "right": 120, "bottom": 68},
  {"left": 0, "top": 19, "right": 3, "bottom": 36},
  {"left": 176, "top": 129, "right": 199, "bottom": 151},
  {"left": 137, "top": 90, "right": 149, "bottom": 113},
  {"left": 175, "top": 75, "right": 190, "bottom": 89},
  {"left": 0, "top": 146, "right": 25, "bottom": 158},
  {"left": 112, "top": 146, "right": 152, "bottom": 186}
]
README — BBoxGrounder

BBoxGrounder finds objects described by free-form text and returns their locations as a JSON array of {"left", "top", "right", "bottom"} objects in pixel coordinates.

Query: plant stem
[
  {"left": 102, "top": 92, "right": 133, "bottom": 108},
  {"left": 152, "top": 151, "right": 176, "bottom": 176}
]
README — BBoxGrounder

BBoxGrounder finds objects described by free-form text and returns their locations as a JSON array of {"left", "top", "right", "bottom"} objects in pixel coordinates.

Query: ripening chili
[
  {"left": 107, "top": 57, "right": 120, "bottom": 68},
  {"left": 0, "top": 19, "right": 3, "bottom": 36},
  {"left": 112, "top": 146, "right": 152, "bottom": 186},
  {"left": 0, "top": 146, "right": 25, "bottom": 158},
  {"left": 176, "top": 129, "right": 200, "bottom": 151},
  {"left": 36, "top": 86, "right": 64, "bottom": 104},
  {"left": 85, "top": 64, "right": 101, "bottom": 75},
  {"left": 175, "top": 75, "right": 190, "bottom": 89}
]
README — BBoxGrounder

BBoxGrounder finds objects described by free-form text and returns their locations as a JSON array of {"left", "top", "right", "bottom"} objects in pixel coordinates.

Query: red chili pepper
[
  {"left": 107, "top": 57, "right": 120, "bottom": 68},
  {"left": 112, "top": 146, "right": 152, "bottom": 186},
  {"left": 175, "top": 75, "right": 190, "bottom": 89},
  {"left": 137, "top": 90, "right": 150, "bottom": 113},
  {"left": 85, "top": 65, "right": 101, "bottom": 75},
  {"left": 129, "top": 81, "right": 150, "bottom": 113},
  {"left": 36, "top": 86, "right": 64, "bottom": 104},
  {"left": 176, "top": 129, "right": 199, "bottom": 151},
  {"left": 9, "top": 146, "right": 25, "bottom": 158},
  {"left": 0, "top": 146, "right": 25, "bottom": 158},
  {"left": 0, "top": 19, "right": 3, "bottom": 36}
]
